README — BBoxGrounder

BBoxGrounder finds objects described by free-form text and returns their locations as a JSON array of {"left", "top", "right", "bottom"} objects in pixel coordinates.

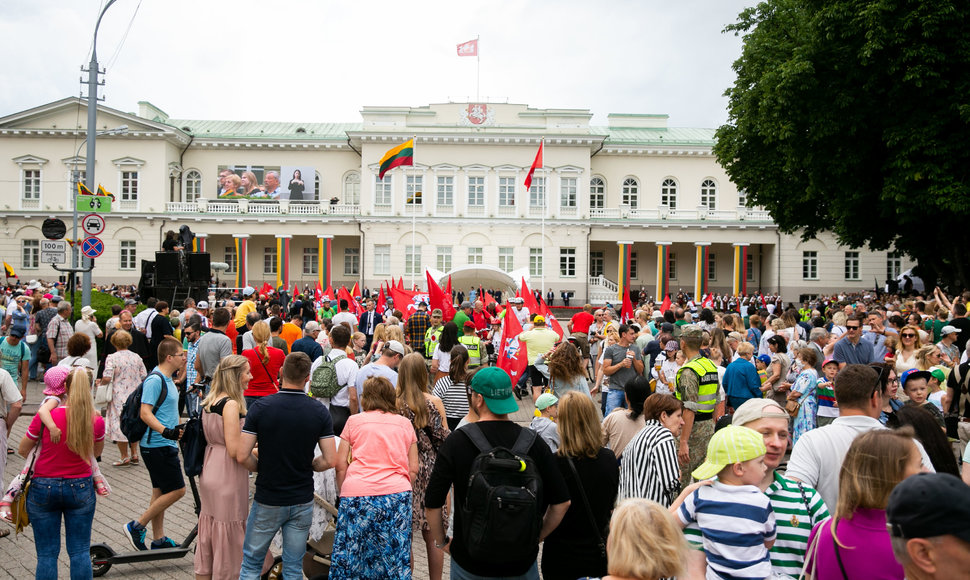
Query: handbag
[
  {"left": 94, "top": 380, "right": 113, "bottom": 407},
  {"left": 3, "top": 425, "right": 43, "bottom": 534},
  {"left": 786, "top": 398, "right": 801, "bottom": 418},
  {"left": 797, "top": 516, "right": 827, "bottom": 580},
  {"left": 565, "top": 455, "right": 607, "bottom": 559}
]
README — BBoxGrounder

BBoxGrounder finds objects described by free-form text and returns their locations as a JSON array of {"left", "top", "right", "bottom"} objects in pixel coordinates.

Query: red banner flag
[
  {"left": 457, "top": 38, "right": 478, "bottom": 57},
  {"left": 518, "top": 278, "right": 540, "bottom": 314},
  {"left": 426, "top": 271, "right": 457, "bottom": 322},
  {"left": 292, "top": 282, "right": 300, "bottom": 298},
  {"left": 397, "top": 277, "right": 404, "bottom": 291},
  {"left": 376, "top": 285, "right": 387, "bottom": 314},
  {"left": 620, "top": 291, "right": 635, "bottom": 323},
  {"left": 337, "top": 286, "right": 357, "bottom": 315},
  {"left": 496, "top": 302, "right": 527, "bottom": 381},
  {"left": 539, "top": 301, "right": 564, "bottom": 340},
  {"left": 260, "top": 282, "right": 274, "bottom": 296},
  {"left": 660, "top": 295, "right": 672, "bottom": 314},
  {"left": 323, "top": 285, "right": 335, "bottom": 302},
  {"left": 388, "top": 285, "right": 423, "bottom": 322},
  {"left": 445, "top": 276, "right": 453, "bottom": 306},
  {"left": 524, "top": 141, "right": 543, "bottom": 190},
  {"left": 702, "top": 293, "right": 714, "bottom": 309}
]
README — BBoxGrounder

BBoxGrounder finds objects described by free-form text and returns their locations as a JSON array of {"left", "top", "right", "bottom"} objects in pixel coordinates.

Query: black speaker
[
  {"left": 187, "top": 252, "right": 211, "bottom": 282},
  {"left": 155, "top": 252, "right": 181, "bottom": 283}
]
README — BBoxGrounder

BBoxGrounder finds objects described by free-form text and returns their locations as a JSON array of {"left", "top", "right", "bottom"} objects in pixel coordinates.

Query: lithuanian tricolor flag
[
  {"left": 77, "top": 182, "right": 93, "bottom": 196},
  {"left": 3, "top": 262, "right": 16, "bottom": 278},
  {"left": 378, "top": 138, "right": 414, "bottom": 179}
]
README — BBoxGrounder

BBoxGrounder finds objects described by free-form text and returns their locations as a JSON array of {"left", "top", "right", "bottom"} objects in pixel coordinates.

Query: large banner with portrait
[{"left": 216, "top": 165, "right": 317, "bottom": 200}]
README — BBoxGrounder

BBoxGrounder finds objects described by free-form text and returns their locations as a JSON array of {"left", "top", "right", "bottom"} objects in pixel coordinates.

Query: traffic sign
[
  {"left": 76, "top": 195, "right": 111, "bottom": 214},
  {"left": 41, "top": 218, "right": 67, "bottom": 240},
  {"left": 81, "top": 236, "right": 104, "bottom": 259},
  {"left": 81, "top": 214, "right": 106, "bottom": 236},
  {"left": 40, "top": 240, "right": 67, "bottom": 264}
]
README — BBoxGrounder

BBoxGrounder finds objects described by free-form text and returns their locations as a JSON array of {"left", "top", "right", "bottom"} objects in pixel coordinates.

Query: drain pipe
[{"left": 776, "top": 229, "right": 782, "bottom": 300}]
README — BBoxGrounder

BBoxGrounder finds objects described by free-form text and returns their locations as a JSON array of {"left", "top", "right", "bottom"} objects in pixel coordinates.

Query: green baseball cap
[
  {"left": 692, "top": 425, "right": 767, "bottom": 481},
  {"left": 471, "top": 367, "right": 519, "bottom": 415}
]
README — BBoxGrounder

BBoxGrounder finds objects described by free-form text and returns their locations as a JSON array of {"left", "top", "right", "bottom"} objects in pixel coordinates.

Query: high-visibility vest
[
  {"left": 458, "top": 334, "right": 482, "bottom": 367},
  {"left": 425, "top": 325, "right": 443, "bottom": 358},
  {"left": 675, "top": 357, "right": 718, "bottom": 415}
]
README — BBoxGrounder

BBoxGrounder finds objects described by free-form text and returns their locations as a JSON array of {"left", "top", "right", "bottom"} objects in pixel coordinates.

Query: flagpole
[
  {"left": 410, "top": 135, "right": 417, "bottom": 291},
  {"left": 540, "top": 137, "right": 545, "bottom": 298},
  {"left": 476, "top": 34, "right": 480, "bottom": 102}
]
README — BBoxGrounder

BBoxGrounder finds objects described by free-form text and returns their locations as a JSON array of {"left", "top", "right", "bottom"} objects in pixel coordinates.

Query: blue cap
[{"left": 757, "top": 354, "right": 771, "bottom": 366}]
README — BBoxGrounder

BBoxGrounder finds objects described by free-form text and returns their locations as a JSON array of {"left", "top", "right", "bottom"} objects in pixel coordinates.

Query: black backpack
[
  {"left": 459, "top": 424, "right": 543, "bottom": 564},
  {"left": 179, "top": 416, "right": 207, "bottom": 477},
  {"left": 120, "top": 371, "right": 167, "bottom": 444}
]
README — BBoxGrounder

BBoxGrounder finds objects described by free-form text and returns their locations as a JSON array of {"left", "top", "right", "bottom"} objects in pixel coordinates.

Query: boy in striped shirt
[{"left": 670, "top": 424, "right": 776, "bottom": 580}]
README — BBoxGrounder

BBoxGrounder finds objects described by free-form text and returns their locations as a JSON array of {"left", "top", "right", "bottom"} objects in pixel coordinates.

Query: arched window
[
  {"left": 183, "top": 170, "right": 202, "bottom": 202},
  {"left": 589, "top": 177, "right": 605, "bottom": 209},
  {"left": 343, "top": 172, "right": 360, "bottom": 205},
  {"left": 700, "top": 179, "right": 717, "bottom": 210},
  {"left": 661, "top": 178, "right": 678, "bottom": 209},
  {"left": 621, "top": 177, "right": 639, "bottom": 209}
]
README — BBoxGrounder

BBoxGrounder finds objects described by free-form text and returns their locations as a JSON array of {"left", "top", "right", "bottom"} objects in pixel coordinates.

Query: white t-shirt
[
  {"left": 331, "top": 312, "right": 358, "bottom": 330},
  {"left": 432, "top": 344, "right": 452, "bottom": 373},
  {"left": 0, "top": 368, "right": 23, "bottom": 418}
]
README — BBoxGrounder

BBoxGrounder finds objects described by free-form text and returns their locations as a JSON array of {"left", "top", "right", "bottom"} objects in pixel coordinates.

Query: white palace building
[{"left": 0, "top": 97, "right": 911, "bottom": 303}]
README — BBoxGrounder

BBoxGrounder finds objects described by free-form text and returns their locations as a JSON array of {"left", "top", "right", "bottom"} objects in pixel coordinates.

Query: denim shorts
[{"left": 141, "top": 446, "right": 185, "bottom": 494}]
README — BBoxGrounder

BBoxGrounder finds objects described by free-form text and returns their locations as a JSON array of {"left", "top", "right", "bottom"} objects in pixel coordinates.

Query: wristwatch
[{"left": 434, "top": 536, "right": 450, "bottom": 549}]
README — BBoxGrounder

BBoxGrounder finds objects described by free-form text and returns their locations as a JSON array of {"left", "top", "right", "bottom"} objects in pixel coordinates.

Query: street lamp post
[{"left": 82, "top": 0, "right": 119, "bottom": 307}]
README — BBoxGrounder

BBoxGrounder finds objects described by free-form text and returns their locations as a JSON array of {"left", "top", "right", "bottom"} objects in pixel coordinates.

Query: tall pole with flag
[
  {"left": 457, "top": 37, "right": 480, "bottom": 101},
  {"left": 379, "top": 137, "right": 415, "bottom": 289},
  {"left": 524, "top": 139, "right": 544, "bottom": 293}
]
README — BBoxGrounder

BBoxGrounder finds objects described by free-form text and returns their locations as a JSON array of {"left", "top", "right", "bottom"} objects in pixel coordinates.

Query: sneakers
[
  {"left": 151, "top": 537, "right": 178, "bottom": 550},
  {"left": 123, "top": 521, "right": 147, "bottom": 551}
]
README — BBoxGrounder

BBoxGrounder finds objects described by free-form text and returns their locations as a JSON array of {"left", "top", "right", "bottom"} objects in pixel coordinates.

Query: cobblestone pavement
[{"left": 0, "top": 378, "right": 539, "bottom": 579}]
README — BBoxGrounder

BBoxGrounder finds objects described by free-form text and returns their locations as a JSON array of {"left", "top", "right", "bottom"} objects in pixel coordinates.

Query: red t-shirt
[
  {"left": 225, "top": 324, "right": 239, "bottom": 354},
  {"left": 27, "top": 408, "right": 105, "bottom": 479},
  {"left": 242, "top": 347, "right": 286, "bottom": 397},
  {"left": 570, "top": 311, "right": 595, "bottom": 334}
]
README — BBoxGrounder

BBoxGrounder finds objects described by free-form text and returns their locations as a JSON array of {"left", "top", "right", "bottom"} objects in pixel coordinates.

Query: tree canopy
[{"left": 714, "top": 0, "right": 970, "bottom": 288}]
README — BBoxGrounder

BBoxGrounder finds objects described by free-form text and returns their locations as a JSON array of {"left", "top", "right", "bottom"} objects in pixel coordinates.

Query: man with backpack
[
  {"left": 123, "top": 337, "right": 186, "bottom": 551},
  {"left": 308, "top": 324, "right": 357, "bottom": 436},
  {"left": 424, "top": 367, "right": 571, "bottom": 579}
]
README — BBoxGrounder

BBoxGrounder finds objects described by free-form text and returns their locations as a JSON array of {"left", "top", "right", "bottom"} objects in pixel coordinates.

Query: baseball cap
[
  {"left": 929, "top": 368, "right": 946, "bottom": 384},
  {"left": 9, "top": 327, "right": 24, "bottom": 338},
  {"left": 692, "top": 425, "right": 767, "bottom": 481},
  {"left": 822, "top": 357, "right": 839, "bottom": 368},
  {"left": 243, "top": 286, "right": 255, "bottom": 296},
  {"left": 385, "top": 340, "right": 405, "bottom": 356},
  {"left": 940, "top": 325, "right": 960, "bottom": 336},
  {"left": 652, "top": 311, "right": 664, "bottom": 319},
  {"left": 50, "top": 295, "right": 61, "bottom": 303},
  {"left": 463, "top": 320, "right": 476, "bottom": 329},
  {"left": 665, "top": 340, "right": 679, "bottom": 351},
  {"left": 533, "top": 315, "right": 545, "bottom": 325},
  {"left": 681, "top": 325, "right": 703, "bottom": 340},
  {"left": 731, "top": 398, "right": 788, "bottom": 427},
  {"left": 900, "top": 368, "right": 931, "bottom": 389},
  {"left": 470, "top": 367, "right": 518, "bottom": 414},
  {"left": 124, "top": 298, "right": 137, "bottom": 306},
  {"left": 887, "top": 473, "right": 970, "bottom": 543},
  {"left": 460, "top": 301, "right": 472, "bottom": 309},
  {"left": 757, "top": 354, "right": 771, "bottom": 366},
  {"left": 43, "top": 366, "right": 71, "bottom": 397},
  {"left": 196, "top": 300, "right": 209, "bottom": 309},
  {"left": 660, "top": 322, "right": 675, "bottom": 334},
  {"left": 431, "top": 308, "right": 443, "bottom": 317},
  {"left": 535, "top": 392, "right": 559, "bottom": 411}
]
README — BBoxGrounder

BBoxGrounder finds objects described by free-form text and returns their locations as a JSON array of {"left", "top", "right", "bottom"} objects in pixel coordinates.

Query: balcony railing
[
  {"left": 466, "top": 205, "right": 486, "bottom": 217},
  {"left": 497, "top": 205, "right": 517, "bottom": 217}
]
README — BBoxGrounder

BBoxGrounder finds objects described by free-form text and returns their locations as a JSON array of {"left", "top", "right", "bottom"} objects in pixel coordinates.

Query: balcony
[
  {"left": 165, "top": 200, "right": 360, "bottom": 216},
  {"left": 497, "top": 205, "right": 517, "bottom": 217}
]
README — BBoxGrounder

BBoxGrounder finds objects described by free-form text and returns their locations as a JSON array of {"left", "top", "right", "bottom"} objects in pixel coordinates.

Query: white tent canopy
[{"left": 426, "top": 265, "right": 527, "bottom": 295}]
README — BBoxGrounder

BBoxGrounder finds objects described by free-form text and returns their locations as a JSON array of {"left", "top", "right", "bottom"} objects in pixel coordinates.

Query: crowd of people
[{"left": 0, "top": 276, "right": 968, "bottom": 580}]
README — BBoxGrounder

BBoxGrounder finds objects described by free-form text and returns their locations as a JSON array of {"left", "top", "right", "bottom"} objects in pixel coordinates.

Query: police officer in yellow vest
[
  {"left": 424, "top": 309, "right": 444, "bottom": 359},
  {"left": 458, "top": 320, "right": 484, "bottom": 368},
  {"left": 675, "top": 324, "right": 723, "bottom": 486}
]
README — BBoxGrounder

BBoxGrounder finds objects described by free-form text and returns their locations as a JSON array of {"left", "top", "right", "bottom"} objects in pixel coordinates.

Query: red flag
[
  {"left": 759, "top": 292, "right": 767, "bottom": 308},
  {"left": 518, "top": 278, "right": 540, "bottom": 314},
  {"left": 702, "top": 293, "right": 714, "bottom": 309},
  {"left": 496, "top": 303, "right": 527, "bottom": 381},
  {"left": 524, "top": 141, "right": 543, "bottom": 190},
  {"left": 660, "top": 295, "right": 672, "bottom": 314},
  {"left": 539, "top": 301, "right": 564, "bottom": 339},
  {"left": 292, "top": 282, "right": 300, "bottom": 298},
  {"left": 456, "top": 38, "right": 478, "bottom": 57},
  {"left": 314, "top": 281, "right": 323, "bottom": 302},
  {"left": 388, "top": 285, "right": 421, "bottom": 322},
  {"left": 323, "top": 285, "right": 335, "bottom": 302},
  {"left": 445, "top": 276, "right": 453, "bottom": 307},
  {"left": 351, "top": 282, "right": 361, "bottom": 298},
  {"left": 338, "top": 286, "right": 362, "bottom": 315},
  {"left": 397, "top": 277, "right": 404, "bottom": 291},
  {"left": 426, "top": 271, "right": 456, "bottom": 322},
  {"left": 481, "top": 289, "right": 503, "bottom": 314},
  {"left": 260, "top": 282, "right": 273, "bottom": 296},
  {"left": 376, "top": 285, "right": 387, "bottom": 314},
  {"left": 620, "top": 292, "right": 634, "bottom": 322}
]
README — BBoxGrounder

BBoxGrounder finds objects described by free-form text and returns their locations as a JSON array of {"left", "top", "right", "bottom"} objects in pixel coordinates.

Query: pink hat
[{"left": 43, "top": 366, "right": 71, "bottom": 397}]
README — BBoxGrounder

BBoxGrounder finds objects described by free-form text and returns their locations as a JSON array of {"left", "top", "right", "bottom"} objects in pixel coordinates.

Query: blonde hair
[
  {"left": 202, "top": 354, "right": 248, "bottom": 415},
  {"left": 556, "top": 391, "right": 604, "bottom": 459},
  {"left": 396, "top": 352, "right": 429, "bottom": 429},
  {"left": 110, "top": 329, "right": 132, "bottom": 349},
  {"left": 385, "top": 324, "right": 405, "bottom": 345},
  {"left": 251, "top": 320, "right": 270, "bottom": 364},
  {"left": 914, "top": 344, "right": 939, "bottom": 371},
  {"left": 832, "top": 311, "right": 847, "bottom": 326},
  {"left": 898, "top": 324, "right": 923, "bottom": 351},
  {"left": 607, "top": 499, "right": 687, "bottom": 579},
  {"left": 65, "top": 368, "right": 96, "bottom": 463},
  {"left": 372, "top": 323, "right": 387, "bottom": 345}
]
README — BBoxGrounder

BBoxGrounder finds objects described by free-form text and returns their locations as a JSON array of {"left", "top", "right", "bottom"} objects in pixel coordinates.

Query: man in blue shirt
[
  {"left": 833, "top": 315, "right": 877, "bottom": 368},
  {"left": 290, "top": 321, "right": 324, "bottom": 362},
  {"left": 124, "top": 337, "right": 186, "bottom": 551},
  {"left": 723, "top": 342, "right": 763, "bottom": 411}
]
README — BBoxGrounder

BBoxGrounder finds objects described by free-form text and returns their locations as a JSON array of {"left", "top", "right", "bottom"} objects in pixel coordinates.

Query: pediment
[
  {"left": 12, "top": 154, "right": 48, "bottom": 166},
  {"left": 0, "top": 97, "right": 186, "bottom": 138},
  {"left": 112, "top": 156, "right": 146, "bottom": 167}
]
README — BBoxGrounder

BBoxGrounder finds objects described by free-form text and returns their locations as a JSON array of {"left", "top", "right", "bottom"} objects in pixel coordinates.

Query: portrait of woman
[{"left": 288, "top": 169, "right": 305, "bottom": 201}]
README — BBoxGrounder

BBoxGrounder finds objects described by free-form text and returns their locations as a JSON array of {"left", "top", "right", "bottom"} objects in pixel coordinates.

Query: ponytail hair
[
  {"left": 65, "top": 368, "right": 96, "bottom": 463},
  {"left": 252, "top": 320, "right": 270, "bottom": 364}
]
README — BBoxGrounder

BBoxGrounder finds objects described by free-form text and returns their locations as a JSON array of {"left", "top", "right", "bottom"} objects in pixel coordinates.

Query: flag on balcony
[
  {"left": 3, "top": 262, "right": 16, "bottom": 278},
  {"left": 524, "top": 140, "right": 543, "bottom": 190},
  {"left": 378, "top": 139, "right": 414, "bottom": 180}
]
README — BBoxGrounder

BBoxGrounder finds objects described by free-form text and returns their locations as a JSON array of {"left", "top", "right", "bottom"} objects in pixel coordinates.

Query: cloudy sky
[{"left": 1, "top": 0, "right": 754, "bottom": 128}]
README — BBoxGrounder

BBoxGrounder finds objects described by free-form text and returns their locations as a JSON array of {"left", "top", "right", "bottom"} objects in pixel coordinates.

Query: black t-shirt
[
  {"left": 242, "top": 389, "right": 334, "bottom": 506},
  {"left": 949, "top": 317, "right": 970, "bottom": 354},
  {"left": 424, "top": 420, "right": 570, "bottom": 577}
]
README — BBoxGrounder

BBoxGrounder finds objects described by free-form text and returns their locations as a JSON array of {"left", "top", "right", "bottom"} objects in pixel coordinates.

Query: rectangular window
[
  {"left": 405, "top": 245, "right": 421, "bottom": 276},
  {"left": 630, "top": 252, "right": 638, "bottom": 279},
  {"left": 887, "top": 251, "right": 902, "bottom": 281},
  {"left": 746, "top": 252, "right": 755, "bottom": 281},
  {"left": 499, "top": 177, "right": 515, "bottom": 206},
  {"left": 121, "top": 171, "right": 138, "bottom": 200},
  {"left": 437, "top": 246, "right": 452, "bottom": 272},
  {"left": 303, "top": 247, "right": 318, "bottom": 275},
  {"left": 468, "top": 247, "right": 483, "bottom": 265},
  {"left": 529, "top": 248, "right": 543, "bottom": 277},
  {"left": 374, "top": 176, "right": 392, "bottom": 205},
  {"left": 738, "top": 189, "right": 747, "bottom": 207},
  {"left": 22, "top": 240, "right": 39, "bottom": 270},
  {"left": 22, "top": 169, "right": 40, "bottom": 200},
  {"left": 498, "top": 247, "right": 514, "bottom": 271},
  {"left": 120, "top": 240, "right": 136, "bottom": 270},
  {"left": 529, "top": 177, "right": 545, "bottom": 208},
  {"left": 590, "top": 178, "right": 605, "bottom": 209},
  {"left": 590, "top": 251, "right": 604, "bottom": 277},
  {"left": 560, "top": 177, "right": 577, "bottom": 207},
  {"left": 263, "top": 247, "right": 277, "bottom": 275},
  {"left": 669, "top": 252, "right": 678, "bottom": 280},
  {"left": 560, "top": 248, "right": 576, "bottom": 277},
  {"left": 374, "top": 245, "right": 391, "bottom": 276},
  {"left": 844, "top": 251, "right": 860, "bottom": 281},
  {"left": 224, "top": 246, "right": 236, "bottom": 273},
  {"left": 708, "top": 252, "right": 716, "bottom": 281},
  {"left": 803, "top": 251, "right": 818, "bottom": 280},
  {"left": 467, "top": 176, "right": 485, "bottom": 206},
  {"left": 70, "top": 170, "right": 86, "bottom": 195},
  {"left": 406, "top": 175, "right": 423, "bottom": 205},
  {"left": 436, "top": 176, "right": 454, "bottom": 206},
  {"left": 344, "top": 248, "right": 360, "bottom": 276}
]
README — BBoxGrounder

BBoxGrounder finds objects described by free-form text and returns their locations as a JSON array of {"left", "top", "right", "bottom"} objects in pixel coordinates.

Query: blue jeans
[
  {"left": 28, "top": 338, "right": 41, "bottom": 380},
  {"left": 451, "top": 559, "right": 539, "bottom": 580},
  {"left": 605, "top": 389, "right": 628, "bottom": 415},
  {"left": 239, "top": 500, "right": 313, "bottom": 580},
  {"left": 26, "top": 477, "right": 97, "bottom": 580}
]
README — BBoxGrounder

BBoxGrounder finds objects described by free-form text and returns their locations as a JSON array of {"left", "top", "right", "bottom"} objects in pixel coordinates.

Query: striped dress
[
  {"left": 431, "top": 377, "right": 469, "bottom": 425},
  {"left": 684, "top": 471, "right": 829, "bottom": 578},
  {"left": 616, "top": 420, "right": 680, "bottom": 506}
]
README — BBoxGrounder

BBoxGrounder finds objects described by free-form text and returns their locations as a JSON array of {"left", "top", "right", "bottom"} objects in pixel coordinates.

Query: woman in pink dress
[
  {"left": 100, "top": 329, "right": 147, "bottom": 466},
  {"left": 194, "top": 354, "right": 271, "bottom": 580}
]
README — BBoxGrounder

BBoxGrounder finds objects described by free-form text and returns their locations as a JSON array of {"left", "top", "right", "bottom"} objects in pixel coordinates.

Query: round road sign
[
  {"left": 81, "top": 236, "right": 105, "bottom": 259},
  {"left": 81, "top": 213, "right": 106, "bottom": 236},
  {"left": 41, "top": 218, "right": 67, "bottom": 240}
]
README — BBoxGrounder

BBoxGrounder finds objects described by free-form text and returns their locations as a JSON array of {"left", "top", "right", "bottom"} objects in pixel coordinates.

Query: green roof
[
  {"left": 595, "top": 126, "right": 716, "bottom": 146},
  {"left": 162, "top": 119, "right": 361, "bottom": 140}
]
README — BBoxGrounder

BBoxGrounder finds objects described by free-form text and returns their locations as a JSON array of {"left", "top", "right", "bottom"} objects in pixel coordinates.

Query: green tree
[{"left": 715, "top": 0, "right": 970, "bottom": 288}]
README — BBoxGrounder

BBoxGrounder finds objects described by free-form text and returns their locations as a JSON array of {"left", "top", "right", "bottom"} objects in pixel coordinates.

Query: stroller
[{"left": 299, "top": 493, "right": 339, "bottom": 579}]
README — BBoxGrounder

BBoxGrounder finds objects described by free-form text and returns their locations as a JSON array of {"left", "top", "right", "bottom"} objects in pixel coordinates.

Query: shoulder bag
[
  {"left": 2, "top": 424, "right": 44, "bottom": 534},
  {"left": 565, "top": 455, "right": 608, "bottom": 558},
  {"left": 256, "top": 352, "right": 279, "bottom": 389}
]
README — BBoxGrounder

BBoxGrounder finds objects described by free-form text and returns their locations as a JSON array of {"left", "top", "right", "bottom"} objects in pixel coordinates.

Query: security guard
[
  {"left": 458, "top": 320, "right": 484, "bottom": 368},
  {"left": 424, "top": 308, "right": 444, "bottom": 359},
  {"left": 674, "top": 324, "right": 723, "bottom": 486}
]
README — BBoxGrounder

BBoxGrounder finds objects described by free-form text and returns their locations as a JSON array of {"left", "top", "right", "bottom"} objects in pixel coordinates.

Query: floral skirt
[{"left": 329, "top": 491, "right": 412, "bottom": 579}]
